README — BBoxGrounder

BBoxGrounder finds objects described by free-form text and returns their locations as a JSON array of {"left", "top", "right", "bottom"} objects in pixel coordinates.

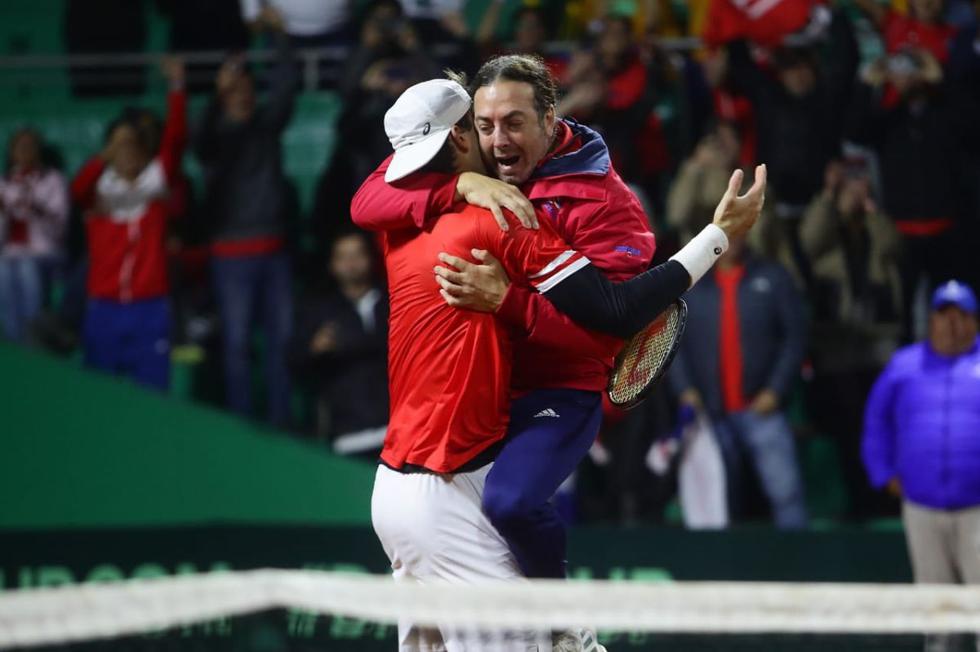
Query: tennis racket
[{"left": 607, "top": 298, "right": 688, "bottom": 410}]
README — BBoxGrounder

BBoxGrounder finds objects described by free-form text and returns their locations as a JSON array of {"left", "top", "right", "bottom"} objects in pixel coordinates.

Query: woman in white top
[{"left": 0, "top": 129, "right": 68, "bottom": 343}]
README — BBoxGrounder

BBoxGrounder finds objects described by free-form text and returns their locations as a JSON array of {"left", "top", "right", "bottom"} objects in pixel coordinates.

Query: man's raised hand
[
  {"left": 456, "top": 172, "right": 538, "bottom": 232},
  {"left": 712, "top": 164, "right": 767, "bottom": 241}
]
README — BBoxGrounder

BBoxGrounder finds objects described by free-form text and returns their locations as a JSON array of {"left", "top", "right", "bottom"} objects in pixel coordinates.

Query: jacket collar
[{"left": 525, "top": 119, "right": 611, "bottom": 202}]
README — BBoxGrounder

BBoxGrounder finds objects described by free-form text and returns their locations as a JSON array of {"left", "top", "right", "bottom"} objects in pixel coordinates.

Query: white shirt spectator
[
  {"left": 0, "top": 168, "right": 68, "bottom": 258},
  {"left": 397, "top": 0, "right": 463, "bottom": 20},
  {"left": 240, "top": 0, "right": 350, "bottom": 37}
]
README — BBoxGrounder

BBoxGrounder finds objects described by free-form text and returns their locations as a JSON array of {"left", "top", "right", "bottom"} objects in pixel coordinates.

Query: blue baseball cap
[{"left": 931, "top": 280, "right": 978, "bottom": 315}]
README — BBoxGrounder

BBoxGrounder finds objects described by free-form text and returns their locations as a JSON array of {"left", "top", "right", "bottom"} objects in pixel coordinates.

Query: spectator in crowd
[
  {"left": 240, "top": 0, "right": 352, "bottom": 47},
  {"left": 240, "top": 0, "right": 355, "bottom": 88},
  {"left": 194, "top": 25, "right": 298, "bottom": 427},
  {"left": 64, "top": 0, "right": 147, "bottom": 96},
  {"left": 724, "top": 10, "right": 858, "bottom": 256},
  {"left": 801, "top": 157, "right": 903, "bottom": 518},
  {"left": 854, "top": 0, "right": 958, "bottom": 64},
  {"left": 397, "top": 0, "right": 468, "bottom": 45},
  {"left": 667, "top": 120, "right": 746, "bottom": 244},
  {"left": 70, "top": 59, "right": 187, "bottom": 390},
  {"left": 558, "top": 14, "right": 672, "bottom": 198},
  {"left": 475, "top": 4, "right": 568, "bottom": 77},
  {"left": 666, "top": 120, "right": 796, "bottom": 280},
  {"left": 156, "top": 0, "right": 250, "bottom": 93},
  {"left": 0, "top": 129, "right": 69, "bottom": 343},
  {"left": 862, "top": 280, "right": 980, "bottom": 652},
  {"left": 847, "top": 45, "right": 977, "bottom": 340},
  {"left": 387, "top": 0, "right": 478, "bottom": 75},
  {"left": 288, "top": 231, "right": 388, "bottom": 454},
  {"left": 687, "top": 45, "right": 758, "bottom": 168},
  {"left": 948, "top": 0, "right": 980, "bottom": 297},
  {"left": 668, "top": 235, "right": 808, "bottom": 529},
  {"left": 311, "top": 0, "right": 440, "bottom": 252}
]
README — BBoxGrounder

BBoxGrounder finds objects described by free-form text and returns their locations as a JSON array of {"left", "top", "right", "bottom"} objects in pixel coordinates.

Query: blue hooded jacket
[{"left": 862, "top": 336, "right": 980, "bottom": 510}]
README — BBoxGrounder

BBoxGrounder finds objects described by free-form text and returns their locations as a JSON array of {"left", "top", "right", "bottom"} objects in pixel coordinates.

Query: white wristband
[{"left": 669, "top": 224, "right": 729, "bottom": 288}]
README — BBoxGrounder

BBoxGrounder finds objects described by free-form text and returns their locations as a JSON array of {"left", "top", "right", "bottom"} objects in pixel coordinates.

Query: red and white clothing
[
  {"left": 71, "top": 91, "right": 187, "bottom": 303},
  {"left": 0, "top": 168, "right": 68, "bottom": 258},
  {"left": 382, "top": 206, "right": 588, "bottom": 473}
]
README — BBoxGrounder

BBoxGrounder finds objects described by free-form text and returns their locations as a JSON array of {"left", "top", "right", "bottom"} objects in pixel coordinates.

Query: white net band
[{"left": 3, "top": 570, "right": 980, "bottom": 648}]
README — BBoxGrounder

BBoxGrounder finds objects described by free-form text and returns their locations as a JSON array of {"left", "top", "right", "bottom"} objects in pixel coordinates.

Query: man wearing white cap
[{"left": 369, "top": 77, "right": 765, "bottom": 651}]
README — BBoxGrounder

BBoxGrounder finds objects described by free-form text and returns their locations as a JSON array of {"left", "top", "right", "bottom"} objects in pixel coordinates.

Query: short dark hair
[
  {"left": 103, "top": 116, "right": 154, "bottom": 156},
  {"left": 331, "top": 229, "right": 373, "bottom": 256},
  {"left": 469, "top": 54, "right": 558, "bottom": 123}
]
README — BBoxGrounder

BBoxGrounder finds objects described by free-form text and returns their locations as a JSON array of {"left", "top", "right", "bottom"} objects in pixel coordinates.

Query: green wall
[{"left": 0, "top": 343, "right": 376, "bottom": 529}]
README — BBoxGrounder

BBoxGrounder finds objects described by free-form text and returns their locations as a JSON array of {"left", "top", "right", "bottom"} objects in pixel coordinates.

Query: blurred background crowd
[{"left": 0, "top": 0, "right": 978, "bottom": 529}]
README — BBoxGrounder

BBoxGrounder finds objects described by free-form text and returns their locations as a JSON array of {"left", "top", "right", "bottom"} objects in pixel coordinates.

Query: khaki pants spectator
[{"left": 903, "top": 501, "right": 980, "bottom": 652}]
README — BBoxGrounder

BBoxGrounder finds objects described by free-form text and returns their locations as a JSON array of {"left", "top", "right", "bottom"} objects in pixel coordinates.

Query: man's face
[
  {"left": 929, "top": 306, "right": 979, "bottom": 356},
  {"left": 474, "top": 80, "right": 555, "bottom": 185},
  {"left": 778, "top": 63, "right": 816, "bottom": 98},
  {"left": 514, "top": 11, "right": 545, "bottom": 53},
  {"left": 108, "top": 124, "right": 150, "bottom": 180},
  {"left": 837, "top": 176, "right": 870, "bottom": 217},
  {"left": 10, "top": 132, "right": 40, "bottom": 171},
  {"left": 597, "top": 18, "right": 631, "bottom": 64},
  {"left": 451, "top": 123, "right": 488, "bottom": 176},
  {"left": 330, "top": 235, "right": 373, "bottom": 287},
  {"left": 224, "top": 76, "right": 256, "bottom": 123}
]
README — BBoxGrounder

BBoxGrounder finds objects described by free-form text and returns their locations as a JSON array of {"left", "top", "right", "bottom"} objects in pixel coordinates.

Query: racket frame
[{"left": 606, "top": 298, "right": 688, "bottom": 410}]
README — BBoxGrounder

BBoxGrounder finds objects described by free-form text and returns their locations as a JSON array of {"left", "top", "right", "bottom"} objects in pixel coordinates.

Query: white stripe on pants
[{"left": 371, "top": 464, "right": 545, "bottom": 651}]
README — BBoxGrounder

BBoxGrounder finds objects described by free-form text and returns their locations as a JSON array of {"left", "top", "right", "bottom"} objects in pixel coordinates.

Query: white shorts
[{"left": 371, "top": 464, "right": 545, "bottom": 652}]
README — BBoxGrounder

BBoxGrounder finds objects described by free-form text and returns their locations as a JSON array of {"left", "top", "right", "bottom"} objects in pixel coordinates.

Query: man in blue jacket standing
[
  {"left": 669, "top": 236, "right": 808, "bottom": 528},
  {"left": 863, "top": 280, "right": 980, "bottom": 652}
]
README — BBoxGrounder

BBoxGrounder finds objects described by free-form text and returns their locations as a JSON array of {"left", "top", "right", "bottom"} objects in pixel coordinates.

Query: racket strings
[{"left": 608, "top": 307, "right": 683, "bottom": 405}]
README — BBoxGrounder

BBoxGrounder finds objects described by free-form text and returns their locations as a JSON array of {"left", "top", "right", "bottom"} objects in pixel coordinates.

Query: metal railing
[{"left": 0, "top": 38, "right": 711, "bottom": 92}]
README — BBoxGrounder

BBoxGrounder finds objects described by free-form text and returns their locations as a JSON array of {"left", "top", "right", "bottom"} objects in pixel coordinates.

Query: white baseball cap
[{"left": 383, "top": 78, "right": 471, "bottom": 183}]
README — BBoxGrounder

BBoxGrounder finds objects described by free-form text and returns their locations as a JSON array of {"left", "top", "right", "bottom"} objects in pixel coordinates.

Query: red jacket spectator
[{"left": 71, "top": 91, "right": 187, "bottom": 303}]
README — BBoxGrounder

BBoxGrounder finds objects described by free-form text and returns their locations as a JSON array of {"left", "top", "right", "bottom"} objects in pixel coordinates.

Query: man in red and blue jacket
[
  {"left": 351, "top": 55, "right": 659, "bottom": 579},
  {"left": 71, "top": 60, "right": 187, "bottom": 390}
]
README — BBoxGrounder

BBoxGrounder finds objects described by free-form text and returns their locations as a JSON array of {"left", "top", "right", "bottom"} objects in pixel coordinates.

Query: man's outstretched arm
[{"left": 437, "top": 166, "right": 767, "bottom": 339}]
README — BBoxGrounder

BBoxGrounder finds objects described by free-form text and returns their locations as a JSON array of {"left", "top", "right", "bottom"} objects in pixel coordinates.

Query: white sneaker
[{"left": 579, "top": 628, "right": 607, "bottom": 652}]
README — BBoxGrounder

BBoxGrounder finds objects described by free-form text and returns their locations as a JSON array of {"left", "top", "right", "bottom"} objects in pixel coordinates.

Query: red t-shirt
[
  {"left": 716, "top": 265, "right": 746, "bottom": 413},
  {"left": 381, "top": 205, "right": 588, "bottom": 473}
]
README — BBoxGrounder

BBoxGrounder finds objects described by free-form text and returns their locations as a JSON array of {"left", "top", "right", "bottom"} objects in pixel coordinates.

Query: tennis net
[{"left": 3, "top": 570, "right": 979, "bottom": 650}]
